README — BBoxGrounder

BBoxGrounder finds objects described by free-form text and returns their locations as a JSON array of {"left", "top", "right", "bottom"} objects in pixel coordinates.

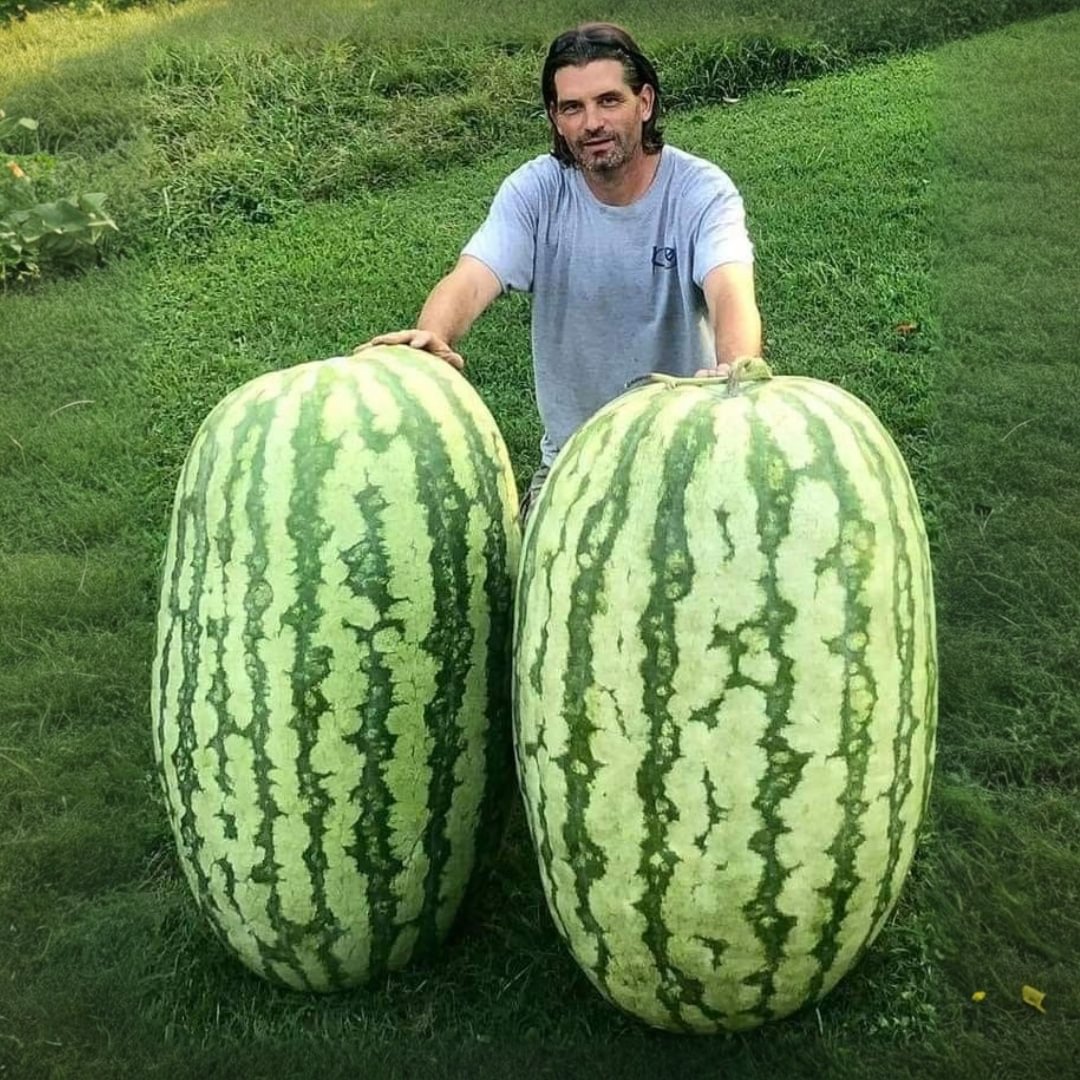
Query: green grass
[
  {"left": 932, "top": 13, "right": 1080, "bottom": 790},
  {"left": 924, "top": 15, "right": 1080, "bottom": 1052},
  {"left": 0, "top": 0, "right": 844, "bottom": 260},
  {"left": 2, "top": 5, "right": 1080, "bottom": 1078},
  {"left": 3, "top": 0, "right": 1076, "bottom": 268}
]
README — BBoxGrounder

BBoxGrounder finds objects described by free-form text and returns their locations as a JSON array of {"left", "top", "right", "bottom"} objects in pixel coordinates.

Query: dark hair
[{"left": 541, "top": 22, "right": 664, "bottom": 166}]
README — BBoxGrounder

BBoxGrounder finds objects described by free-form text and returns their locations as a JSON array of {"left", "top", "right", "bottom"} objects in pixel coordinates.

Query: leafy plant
[
  {"left": 0, "top": 0, "right": 166, "bottom": 25},
  {"left": 1, "top": 109, "right": 118, "bottom": 283}
]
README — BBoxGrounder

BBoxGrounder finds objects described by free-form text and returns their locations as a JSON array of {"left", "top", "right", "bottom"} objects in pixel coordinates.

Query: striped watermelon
[
  {"left": 151, "top": 346, "right": 520, "bottom": 991},
  {"left": 512, "top": 360, "right": 937, "bottom": 1032}
]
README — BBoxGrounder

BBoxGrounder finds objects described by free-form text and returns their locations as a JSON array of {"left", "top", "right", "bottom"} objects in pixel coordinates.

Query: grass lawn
[
  {"left": 924, "top": 10, "right": 1080, "bottom": 1056},
  {"left": 1, "top": 6, "right": 1079, "bottom": 1078}
]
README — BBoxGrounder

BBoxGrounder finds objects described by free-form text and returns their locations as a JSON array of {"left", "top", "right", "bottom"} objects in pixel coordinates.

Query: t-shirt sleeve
[
  {"left": 692, "top": 178, "right": 755, "bottom": 288},
  {"left": 461, "top": 166, "right": 540, "bottom": 294}
]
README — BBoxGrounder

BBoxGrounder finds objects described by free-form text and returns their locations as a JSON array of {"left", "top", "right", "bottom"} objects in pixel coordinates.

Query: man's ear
[{"left": 639, "top": 84, "right": 656, "bottom": 122}]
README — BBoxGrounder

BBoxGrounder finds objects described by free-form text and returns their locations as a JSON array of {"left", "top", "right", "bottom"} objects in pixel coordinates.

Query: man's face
[{"left": 549, "top": 59, "right": 655, "bottom": 174}]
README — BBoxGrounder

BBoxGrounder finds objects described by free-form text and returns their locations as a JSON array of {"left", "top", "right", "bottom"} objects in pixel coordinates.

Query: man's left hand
[{"left": 693, "top": 363, "right": 733, "bottom": 378}]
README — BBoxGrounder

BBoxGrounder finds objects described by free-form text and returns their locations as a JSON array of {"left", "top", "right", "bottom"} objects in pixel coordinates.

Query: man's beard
[{"left": 572, "top": 131, "right": 634, "bottom": 173}]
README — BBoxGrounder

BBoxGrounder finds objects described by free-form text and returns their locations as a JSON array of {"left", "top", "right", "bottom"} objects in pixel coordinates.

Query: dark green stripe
[
  {"left": 919, "top": 531, "right": 938, "bottom": 814},
  {"left": 261, "top": 366, "right": 346, "bottom": 988},
  {"left": 437, "top": 371, "right": 518, "bottom": 915},
  {"left": 633, "top": 395, "right": 731, "bottom": 1031},
  {"left": 154, "top": 435, "right": 201, "bottom": 839},
  {"left": 212, "top": 395, "right": 276, "bottom": 946},
  {"left": 830, "top": 397, "right": 930, "bottom": 937},
  {"left": 314, "top": 371, "right": 411, "bottom": 982},
  {"left": 553, "top": 399, "right": 649, "bottom": 1002},
  {"left": 513, "top": 409, "right": 626, "bottom": 950},
  {"left": 166, "top": 408, "right": 228, "bottom": 921},
  {"left": 733, "top": 391, "right": 808, "bottom": 1025},
  {"left": 776, "top": 388, "right": 879, "bottom": 1007},
  {"left": 847, "top": 409, "right": 915, "bottom": 937},
  {"left": 694, "top": 765, "right": 730, "bottom": 853},
  {"left": 230, "top": 374, "right": 318, "bottom": 990},
  {"left": 199, "top": 408, "right": 256, "bottom": 925},
  {"left": 510, "top": 482, "right": 554, "bottom": 913},
  {"left": 371, "top": 360, "right": 477, "bottom": 961}
]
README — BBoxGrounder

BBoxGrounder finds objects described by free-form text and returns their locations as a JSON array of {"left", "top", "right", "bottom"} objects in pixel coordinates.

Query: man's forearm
[
  {"left": 703, "top": 263, "right": 762, "bottom": 368},
  {"left": 417, "top": 260, "right": 500, "bottom": 346},
  {"left": 417, "top": 277, "right": 472, "bottom": 346},
  {"left": 713, "top": 304, "right": 763, "bottom": 366}
]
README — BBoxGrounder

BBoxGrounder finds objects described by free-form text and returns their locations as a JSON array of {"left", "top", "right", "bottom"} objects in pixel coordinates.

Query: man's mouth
[{"left": 585, "top": 137, "right": 613, "bottom": 148}]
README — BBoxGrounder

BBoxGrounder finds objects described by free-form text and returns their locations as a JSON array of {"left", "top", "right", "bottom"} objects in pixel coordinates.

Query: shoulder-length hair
[{"left": 541, "top": 23, "right": 665, "bottom": 166}]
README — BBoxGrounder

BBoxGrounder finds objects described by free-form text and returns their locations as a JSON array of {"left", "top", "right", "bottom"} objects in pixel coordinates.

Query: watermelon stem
[
  {"left": 627, "top": 357, "right": 774, "bottom": 396},
  {"left": 725, "top": 355, "right": 774, "bottom": 393}
]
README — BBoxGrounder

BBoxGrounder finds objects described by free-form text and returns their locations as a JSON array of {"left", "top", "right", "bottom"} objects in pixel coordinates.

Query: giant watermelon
[
  {"left": 513, "top": 359, "right": 937, "bottom": 1032},
  {"left": 151, "top": 345, "right": 520, "bottom": 991}
]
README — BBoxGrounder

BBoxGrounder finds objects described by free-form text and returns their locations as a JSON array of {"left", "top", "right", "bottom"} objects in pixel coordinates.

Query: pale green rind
[
  {"left": 152, "top": 347, "right": 518, "bottom": 991},
  {"left": 513, "top": 374, "right": 937, "bottom": 1033}
]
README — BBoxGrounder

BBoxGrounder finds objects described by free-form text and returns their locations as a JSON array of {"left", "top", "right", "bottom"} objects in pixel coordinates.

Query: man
[{"left": 362, "top": 22, "right": 762, "bottom": 520}]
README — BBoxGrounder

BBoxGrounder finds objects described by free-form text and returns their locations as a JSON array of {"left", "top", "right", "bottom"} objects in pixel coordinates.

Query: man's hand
[
  {"left": 353, "top": 330, "right": 465, "bottom": 371},
  {"left": 352, "top": 257, "right": 501, "bottom": 373},
  {"left": 693, "top": 362, "right": 733, "bottom": 378}
]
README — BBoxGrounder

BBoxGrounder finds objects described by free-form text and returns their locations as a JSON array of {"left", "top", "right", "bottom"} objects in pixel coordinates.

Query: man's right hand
[{"left": 353, "top": 330, "right": 465, "bottom": 372}]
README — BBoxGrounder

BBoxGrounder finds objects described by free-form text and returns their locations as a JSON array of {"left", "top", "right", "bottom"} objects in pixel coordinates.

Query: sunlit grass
[{"left": 0, "top": 0, "right": 801, "bottom": 75}]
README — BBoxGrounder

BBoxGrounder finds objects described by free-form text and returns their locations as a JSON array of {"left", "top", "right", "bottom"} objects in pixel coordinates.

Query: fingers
[
  {"left": 694, "top": 363, "right": 733, "bottom": 378},
  {"left": 352, "top": 330, "right": 425, "bottom": 352},
  {"left": 352, "top": 330, "right": 465, "bottom": 371},
  {"left": 366, "top": 330, "right": 430, "bottom": 348},
  {"left": 432, "top": 343, "right": 466, "bottom": 371}
]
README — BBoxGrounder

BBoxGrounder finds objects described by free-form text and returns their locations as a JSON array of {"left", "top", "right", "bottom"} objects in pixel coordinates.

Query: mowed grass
[
  {"left": 925, "top": 7, "right": 1080, "bottom": 1049},
  {"left": 0, "top": 11, "right": 1079, "bottom": 1080}
]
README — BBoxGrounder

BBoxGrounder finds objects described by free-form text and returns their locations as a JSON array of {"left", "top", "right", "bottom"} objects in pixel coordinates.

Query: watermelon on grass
[
  {"left": 513, "top": 360, "right": 937, "bottom": 1032},
  {"left": 151, "top": 346, "right": 520, "bottom": 991}
]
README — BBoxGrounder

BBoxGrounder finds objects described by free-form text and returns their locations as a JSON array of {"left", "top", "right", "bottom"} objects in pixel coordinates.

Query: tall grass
[{"left": 3, "top": 0, "right": 1076, "bottom": 266}]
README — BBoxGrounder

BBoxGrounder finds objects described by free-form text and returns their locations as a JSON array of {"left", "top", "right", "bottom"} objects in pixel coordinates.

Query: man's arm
[
  {"left": 357, "top": 254, "right": 503, "bottom": 370},
  {"left": 697, "top": 262, "right": 763, "bottom": 376}
]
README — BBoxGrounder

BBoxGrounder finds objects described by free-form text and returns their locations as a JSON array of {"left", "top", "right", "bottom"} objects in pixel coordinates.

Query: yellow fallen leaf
[
  {"left": 1021, "top": 985, "right": 1047, "bottom": 1013},
  {"left": 5, "top": 160, "right": 26, "bottom": 180},
  {"left": 971, "top": 990, "right": 987, "bottom": 1003}
]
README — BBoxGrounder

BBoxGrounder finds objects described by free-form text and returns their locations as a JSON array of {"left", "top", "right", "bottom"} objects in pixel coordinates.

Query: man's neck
[{"left": 581, "top": 148, "right": 662, "bottom": 207}]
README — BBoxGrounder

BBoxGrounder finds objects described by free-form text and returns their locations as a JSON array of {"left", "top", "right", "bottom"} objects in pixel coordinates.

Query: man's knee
[{"left": 518, "top": 464, "right": 550, "bottom": 527}]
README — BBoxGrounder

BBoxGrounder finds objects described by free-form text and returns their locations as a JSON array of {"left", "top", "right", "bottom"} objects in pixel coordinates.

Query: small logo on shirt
[{"left": 652, "top": 246, "right": 678, "bottom": 270}]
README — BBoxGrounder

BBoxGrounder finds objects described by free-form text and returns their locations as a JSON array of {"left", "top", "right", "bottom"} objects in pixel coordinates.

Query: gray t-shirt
[{"left": 462, "top": 145, "right": 754, "bottom": 464}]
